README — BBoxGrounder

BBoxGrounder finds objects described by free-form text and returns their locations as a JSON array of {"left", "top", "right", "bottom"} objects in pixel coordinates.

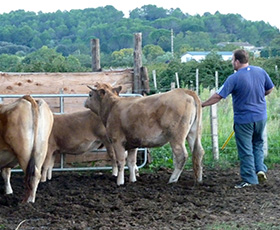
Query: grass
[{"left": 148, "top": 87, "right": 280, "bottom": 170}]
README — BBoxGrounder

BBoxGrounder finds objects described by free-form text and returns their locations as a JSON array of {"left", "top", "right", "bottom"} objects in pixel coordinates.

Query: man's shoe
[
  {"left": 234, "top": 181, "right": 251, "bottom": 189},
  {"left": 257, "top": 171, "right": 267, "bottom": 183}
]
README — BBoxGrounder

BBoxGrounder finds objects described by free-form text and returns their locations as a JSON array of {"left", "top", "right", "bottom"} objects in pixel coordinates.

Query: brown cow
[
  {"left": 41, "top": 110, "right": 118, "bottom": 182},
  {"left": 85, "top": 83, "right": 205, "bottom": 186},
  {"left": 0, "top": 95, "right": 53, "bottom": 202}
]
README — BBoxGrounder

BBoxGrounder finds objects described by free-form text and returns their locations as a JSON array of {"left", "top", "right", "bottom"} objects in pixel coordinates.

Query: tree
[
  {"left": 167, "top": 8, "right": 187, "bottom": 19},
  {"left": 129, "top": 5, "right": 167, "bottom": 21},
  {"left": 220, "top": 13, "right": 243, "bottom": 34},
  {"left": 185, "top": 31, "right": 213, "bottom": 50},
  {"left": 21, "top": 46, "right": 62, "bottom": 72},
  {"left": 30, "top": 36, "right": 43, "bottom": 49},
  {"left": 73, "top": 53, "right": 92, "bottom": 69},
  {"left": 108, "top": 33, "right": 134, "bottom": 51},
  {"left": 143, "top": 44, "right": 165, "bottom": 62},
  {"left": 111, "top": 48, "right": 134, "bottom": 67},
  {"left": 151, "top": 17, "right": 181, "bottom": 33},
  {"left": 181, "top": 17, "right": 205, "bottom": 32},
  {"left": 13, "top": 25, "right": 35, "bottom": 46},
  {"left": 203, "top": 13, "right": 225, "bottom": 34},
  {"left": 149, "top": 29, "right": 171, "bottom": 50},
  {"left": 0, "top": 54, "right": 21, "bottom": 72}
]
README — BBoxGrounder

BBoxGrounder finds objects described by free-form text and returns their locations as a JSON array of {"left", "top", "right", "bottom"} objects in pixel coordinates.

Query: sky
[{"left": 1, "top": 0, "right": 279, "bottom": 30}]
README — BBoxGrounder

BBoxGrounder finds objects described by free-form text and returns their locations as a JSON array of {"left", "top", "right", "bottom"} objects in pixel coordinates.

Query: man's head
[{"left": 232, "top": 49, "right": 249, "bottom": 71}]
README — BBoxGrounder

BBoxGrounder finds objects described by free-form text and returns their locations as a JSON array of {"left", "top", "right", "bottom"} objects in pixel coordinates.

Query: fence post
[
  {"left": 175, "top": 72, "right": 180, "bottom": 88},
  {"left": 140, "top": 67, "right": 150, "bottom": 95},
  {"left": 215, "top": 71, "right": 219, "bottom": 88},
  {"left": 263, "top": 125, "right": 268, "bottom": 157},
  {"left": 210, "top": 89, "right": 219, "bottom": 160},
  {"left": 152, "top": 70, "right": 157, "bottom": 91},
  {"left": 133, "top": 33, "right": 142, "bottom": 94},
  {"left": 196, "top": 68, "right": 199, "bottom": 95},
  {"left": 91, "top": 39, "right": 101, "bottom": 72},
  {"left": 171, "top": 82, "right": 176, "bottom": 90},
  {"left": 59, "top": 88, "right": 64, "bottom": 114}
]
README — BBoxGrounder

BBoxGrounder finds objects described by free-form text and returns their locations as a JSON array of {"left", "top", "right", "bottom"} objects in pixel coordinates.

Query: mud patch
[{"left": 1, "top": 167, "right": 280, "bottom": 229}]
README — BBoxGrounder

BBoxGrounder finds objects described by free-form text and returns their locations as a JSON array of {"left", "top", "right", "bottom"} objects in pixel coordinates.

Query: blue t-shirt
[{"left": 217, "top": 65, "right": 274, "bottom": 124}]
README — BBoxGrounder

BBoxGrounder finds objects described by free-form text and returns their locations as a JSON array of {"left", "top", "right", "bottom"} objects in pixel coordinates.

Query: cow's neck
[{"left": 100, "top": 96, "right": 117, "bottom": 126}]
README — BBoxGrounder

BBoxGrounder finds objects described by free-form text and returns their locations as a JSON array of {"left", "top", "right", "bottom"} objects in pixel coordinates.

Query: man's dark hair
[{"left": 234, "top": 49, "right": 249, "bottom": 64}]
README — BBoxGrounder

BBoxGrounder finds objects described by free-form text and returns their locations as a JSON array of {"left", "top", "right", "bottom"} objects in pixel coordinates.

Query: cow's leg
[
  {"left": 187, "top": 124, "right": 204, "bottom": 184},
  {"left": 41, "top": 149, "right": 55, "bottom": 182},
  {"left": 188, "top": 137, "right": 204, "bottom": 184},
  {"left": 103, "top": 142, "right": 118, "bottom": 177},
  {"left": 47, "top": 155, "right": 55, "bottom": 180},
  {"left": 168, "top": 142, "right": 187, "bottom": 183},
  {"left": 27, "top": 142, "right": 49, "bottom": 203},
  {"left": 113, "top": 144, "right": 126, "bottom": 186},
  {"left": 13, "top": 145, "right": 43, "bottom": 202},
  {"left": 41, "top": 154, "right": 55, "bottom": 182},
  {"left": 27, "top": 103, "right": 53, "bottom": 203},
  {"left": 2, "top": 168, "right": 13, "bottom": 194},
  {"left": 127, "top": 148, "right": 138, "bottom": 182}
]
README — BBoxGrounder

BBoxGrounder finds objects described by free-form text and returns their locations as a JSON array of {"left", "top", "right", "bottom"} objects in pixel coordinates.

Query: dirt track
[{"left": 1, "top": 166, "right": 280, "bottom": 230}]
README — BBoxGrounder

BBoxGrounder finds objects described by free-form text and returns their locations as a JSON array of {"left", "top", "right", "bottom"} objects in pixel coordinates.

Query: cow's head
[{"left": 84, "top": 82, "right": 122, "bottom": 115}]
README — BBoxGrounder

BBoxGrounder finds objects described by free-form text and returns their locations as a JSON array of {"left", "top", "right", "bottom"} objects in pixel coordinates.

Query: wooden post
[
  {"left": 171, "top": 82, "right": 176, "bottom": 90},
  {"left": 263, "top": 125, "right": 268, "bottom": 157},
  {"left": 152, "top": 70, "right": 157, "bottom": 91},
  {"left": 275, "top": 65, "right": 279, "bottom": 78},
  {"left": 91, "top": 39, "right": 101, "bottom": 72},
  {"left": 175, "top": 72, "right": 180, "bottom": 88},
  {"left": 133, "top": 33, "right": 142, "bottom": 94},
  {"left": 141, "top": 66, "right": 150, "bottom": 95},
  {"left": 210, "top": 89, "right": 219, "bottom": 160},
  {"left": 171, "top": 29, "right": 174, "bottom": 57},
  {"left": 196, "top": 68, "right": 199, "bottom": 95},
  {"left": 215, "top": 71, "right": 218, "bottom": 89}
]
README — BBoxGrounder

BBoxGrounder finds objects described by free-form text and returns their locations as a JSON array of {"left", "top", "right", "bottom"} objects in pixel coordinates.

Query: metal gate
[{"left": 0, "top": 93, "right": 148, "bottom": 173}]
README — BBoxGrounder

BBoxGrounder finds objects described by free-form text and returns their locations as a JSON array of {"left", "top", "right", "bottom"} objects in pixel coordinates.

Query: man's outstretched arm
[{"left": 202, "top": 93, "right": 222, "bottom": 107}]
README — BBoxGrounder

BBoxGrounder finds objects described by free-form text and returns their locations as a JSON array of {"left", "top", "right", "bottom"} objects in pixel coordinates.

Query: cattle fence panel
[{"left": 0, "top": 93, "right": 148, "bottom": 173}]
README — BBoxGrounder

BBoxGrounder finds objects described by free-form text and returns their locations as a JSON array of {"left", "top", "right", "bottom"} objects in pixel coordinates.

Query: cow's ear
[
  {"left": 113, "top": 86, "right": 122, "bottom": 95},
  {"left": 98, "top": 89, "right": 106, "bottom": 97}
]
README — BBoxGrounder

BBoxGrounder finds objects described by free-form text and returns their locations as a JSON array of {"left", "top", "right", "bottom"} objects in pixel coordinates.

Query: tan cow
[
  {"left": 0, "top": 95, "right": 53, "bottom": 202},
  {"left": 85, "top": 83, "right": 205, "bottom": 186},
  {"left": 41, "top": 110, "right": 118, "bottom": 182}
]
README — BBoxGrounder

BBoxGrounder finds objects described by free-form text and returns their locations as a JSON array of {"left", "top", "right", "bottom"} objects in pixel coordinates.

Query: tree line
[
  {"left": 1, "top": 5, "right": 280, "bottom": 57},
  {"left": 0, "top": 5, "right": 280, "bottom": 89}
]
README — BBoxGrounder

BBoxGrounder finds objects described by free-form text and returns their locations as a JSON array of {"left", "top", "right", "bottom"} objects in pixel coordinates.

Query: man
[{"left": 202, "top": 49, "right": 274, "bottom": 188}]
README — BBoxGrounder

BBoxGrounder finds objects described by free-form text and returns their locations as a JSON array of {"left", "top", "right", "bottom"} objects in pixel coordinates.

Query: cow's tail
[
  {"left": 194, "top": 94, "right": 204, "bottom": 156},
  {"left": 22, "top": 95, "right": 39, "bottom": 200},
  {"left": 185, "top": 90, "right": 205, "bottom": 182},
  {"left": 185, "top": 90, "right": 203, "bottom": 147},
  {"left": 193, "top": 91, "right": 203, "bottom": 153}
]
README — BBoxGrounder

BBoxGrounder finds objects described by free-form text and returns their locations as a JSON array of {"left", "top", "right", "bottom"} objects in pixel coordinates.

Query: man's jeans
[{"left": 234, "top": 119, "right": 267, "bottom": 184}]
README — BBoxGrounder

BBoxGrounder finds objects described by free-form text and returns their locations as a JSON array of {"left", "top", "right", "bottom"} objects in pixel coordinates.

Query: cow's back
[
  {"left": 107, "top": 89, "right": 198, "bottom": 148},
  {"left": 0, "top": 98, "right": 35, "bottom": 169},
  {"left": 34, "top": 99, "right": 54, "bottom": 156},
  {"left": 50, "top": 110, "right": 104, "bottom": 154}
]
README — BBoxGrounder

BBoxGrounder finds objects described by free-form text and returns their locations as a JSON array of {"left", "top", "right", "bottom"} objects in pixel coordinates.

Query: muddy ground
[{"left": 1, "top": 166, "right": 280, "bottom": 230}]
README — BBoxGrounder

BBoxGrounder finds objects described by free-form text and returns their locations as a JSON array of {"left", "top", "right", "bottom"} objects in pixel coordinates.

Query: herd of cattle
[{"left": 0, "top": 82, "right": 205, "bottom": 203}]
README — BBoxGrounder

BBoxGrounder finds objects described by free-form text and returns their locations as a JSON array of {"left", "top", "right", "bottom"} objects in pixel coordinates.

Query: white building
[{"left": 181, "top": 51, "right": 233, "bottom": 63}]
